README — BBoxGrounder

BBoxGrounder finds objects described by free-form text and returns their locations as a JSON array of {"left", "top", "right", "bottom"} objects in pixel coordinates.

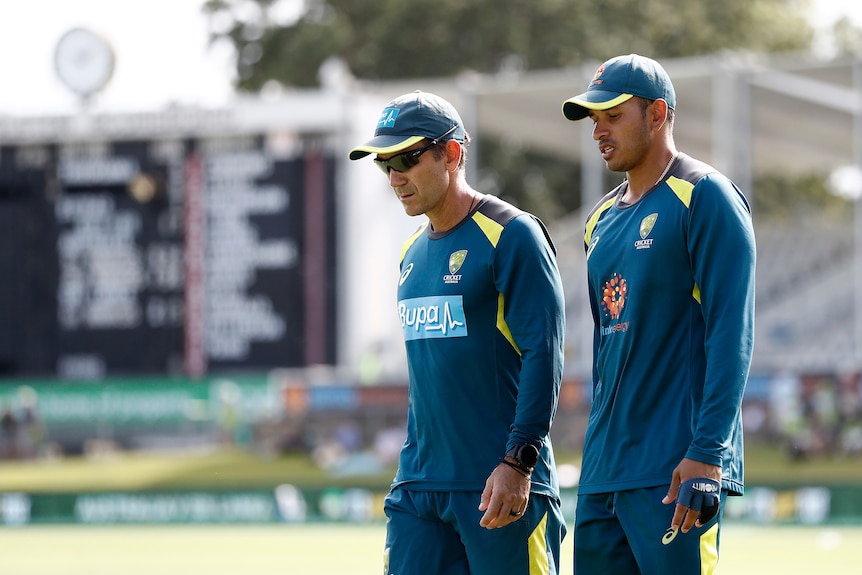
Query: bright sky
[
  {"left": 0, "top": 0, "right": 858, "bottom": 117},
  {"left": 0, "top": 0, "right": 236, "bottom": 116}
]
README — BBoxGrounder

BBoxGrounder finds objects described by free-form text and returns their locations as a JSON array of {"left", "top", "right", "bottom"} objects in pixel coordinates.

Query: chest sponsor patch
[{"left": 398, "top": 295, "right": 468, "bottom": 340}]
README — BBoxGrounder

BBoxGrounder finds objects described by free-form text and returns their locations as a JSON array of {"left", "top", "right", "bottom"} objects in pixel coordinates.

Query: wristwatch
[{"left": 505, "top": 443, "right": 540, "bottom": 472}]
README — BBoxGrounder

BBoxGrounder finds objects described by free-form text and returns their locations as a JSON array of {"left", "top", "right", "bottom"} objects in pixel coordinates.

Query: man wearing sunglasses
[{"left": 349, "top": 91, "right": 567, "bottom": 575}]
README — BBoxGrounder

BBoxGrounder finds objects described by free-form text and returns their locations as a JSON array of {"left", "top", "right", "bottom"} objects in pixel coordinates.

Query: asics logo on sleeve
[
  {"left": 399, "top": 263, "right": 414, "bottom": 285},
  {"left": 398, "top": 295, "right": 467, "bottom": 340},
  {"left": 586, "top": 235, "right": 599, "bottom": 260}
]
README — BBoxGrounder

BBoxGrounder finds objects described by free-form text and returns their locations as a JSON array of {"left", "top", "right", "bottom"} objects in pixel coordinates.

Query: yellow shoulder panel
[
  {"left": 584, "top": 196, "right": 616, "bottom": 246},
  {"left": 399, "top": 224, "right": 428, "bottom": 263},
  {"left": 667, "top": 176, "right": 694, "bottom": 208},
  {"left": 473, "top": 211, "right": 505, "bottom": 248}
]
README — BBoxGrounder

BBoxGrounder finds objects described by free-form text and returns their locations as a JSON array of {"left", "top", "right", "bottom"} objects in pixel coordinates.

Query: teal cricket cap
[
  {"left": 562, "top": 54, "right": 676, "bottom": 121},
  {"left": 349, "top": 90, "right": 466, "bottom": 160}
]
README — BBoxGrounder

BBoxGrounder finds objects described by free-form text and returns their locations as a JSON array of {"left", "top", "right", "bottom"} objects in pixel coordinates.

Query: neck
[
  {"left": 429, "top": 188, "right": 480, "bottom": 232},
  {"left": 623, "top": 148, "right": 678, "bottom": 203}
]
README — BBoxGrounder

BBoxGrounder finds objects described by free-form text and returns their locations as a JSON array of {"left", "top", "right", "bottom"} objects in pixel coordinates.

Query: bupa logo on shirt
[
  {"left": 399, "top": 295, "right": 468, "bottom": 340},
  {"left": 378, "top": 108, "right": 400, "bottom": 128}
]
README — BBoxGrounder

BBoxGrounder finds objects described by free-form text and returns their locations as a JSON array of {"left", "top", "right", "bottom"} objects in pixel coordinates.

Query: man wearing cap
[
  {"left": 561, "top": 55, "right": 755, "bottom": 574},
  {"left": 350, "top": 91, "right": 567, "bottom": 575}
]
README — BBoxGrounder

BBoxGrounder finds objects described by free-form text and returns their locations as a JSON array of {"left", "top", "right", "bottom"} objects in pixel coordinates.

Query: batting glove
[{"left": 677, "top": 477, "right": 721, "bottom": 524}]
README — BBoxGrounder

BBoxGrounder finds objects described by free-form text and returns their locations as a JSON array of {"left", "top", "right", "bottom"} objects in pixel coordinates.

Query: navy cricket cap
[
  {"left": 562, "top": 54, "right": 676, "bottom": 121},
  {"left": 349, "top": 91, "right": 466, "bottom": 160}
]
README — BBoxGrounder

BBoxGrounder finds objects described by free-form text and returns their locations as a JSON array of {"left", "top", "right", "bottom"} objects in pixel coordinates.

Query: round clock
[{"left": 54, "top": 27, "right": 115, "bottom": 98}]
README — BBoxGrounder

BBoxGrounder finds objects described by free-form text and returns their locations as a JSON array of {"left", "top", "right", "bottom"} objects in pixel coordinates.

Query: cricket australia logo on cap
[
  {"left": 444, "top": 250, "right": 467, "bottom": 284},
  {"left": 378, "top": 107, "right": 400, "bottom": 129},
  {"left": 635, "top": 213, "right": 657, "bottom": 250},
  {"left": 589, "top": 65, "right": 606, "bottom": 87}
]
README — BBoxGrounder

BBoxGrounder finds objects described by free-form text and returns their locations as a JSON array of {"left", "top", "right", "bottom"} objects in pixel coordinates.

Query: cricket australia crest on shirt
[
  {"left": 635, "top": 213, "right": 658, "bottom": 250},
  {"left": 444, "top": 250, "right": 467, "bottom": 284}
]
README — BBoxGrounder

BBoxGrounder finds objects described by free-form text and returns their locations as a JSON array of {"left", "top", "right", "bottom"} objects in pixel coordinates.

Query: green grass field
[
  {"left": 1, "top": 446, "right": 861, "bottom": 573},
  {"left": 0, "top": 523, "right": 860, "bottom": 574},
  {"left": 0, "top": 444, "right": 860, "bottom": 493}
]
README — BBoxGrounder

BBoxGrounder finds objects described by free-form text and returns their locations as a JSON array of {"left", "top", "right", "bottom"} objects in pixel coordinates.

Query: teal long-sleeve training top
[
  {"left": 393, "top": 195, "right": 566, "bottom": 500},
  {"left": 581, "top": 153, "right": 756, "bottom": 496}
]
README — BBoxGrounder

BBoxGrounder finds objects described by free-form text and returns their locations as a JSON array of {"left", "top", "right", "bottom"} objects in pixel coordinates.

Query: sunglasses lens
[
  {"left": 390, "top": 154, "right": 418, "bottom": 172},
  {"left": 375, "top": 150, "right": 420, "bottom": 175},
  {"left": 374, "top": 159, "right": 390, "bottom": 175}
]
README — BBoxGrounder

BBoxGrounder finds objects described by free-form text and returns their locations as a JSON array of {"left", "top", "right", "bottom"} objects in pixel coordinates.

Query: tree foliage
[
  {"left": 753, "top": 172, "right": 852, "bottom": 222},
  {"left": 834, "top": 16, "right": 862, "bottom": 54},
  {"left": 204, "top": 0, "right": 813, "bottom": 89},
  {"left": 202, "top": 0, "right": 821, "bottom": 220}
]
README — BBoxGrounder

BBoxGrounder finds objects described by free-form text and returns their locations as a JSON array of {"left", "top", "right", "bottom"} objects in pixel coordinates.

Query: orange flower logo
[
  {"left": 589, "top": 65, "right": 606, "bottom": 87},
  {"left": 601, "top": 273, "right": 627, "bottom": 319}
]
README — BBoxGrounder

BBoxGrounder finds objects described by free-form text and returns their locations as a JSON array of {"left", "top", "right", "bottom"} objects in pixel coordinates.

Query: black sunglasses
[{"left": 373, "top": 126, "right": 457, "bottom": 175}]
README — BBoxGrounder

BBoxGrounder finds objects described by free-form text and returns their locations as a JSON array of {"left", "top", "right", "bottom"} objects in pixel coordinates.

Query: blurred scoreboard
[{"left": 0, "top": 134, "right": 337, "bottom": 378}]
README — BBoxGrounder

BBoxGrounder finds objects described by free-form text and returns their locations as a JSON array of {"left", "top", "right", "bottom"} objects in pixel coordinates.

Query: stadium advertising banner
[
  {"left": 0, "top": 135, "right": 337, "bottom": 378},
  {"left": 0, "top": 377, "right": 279, "bottom": 426},
  {"left": 1, "top": 485, "right": 857, "bottom": 527},
  {"left": 0, "top": 487, "right": 387, "bottom": 526},
  {"left": 0, "top": 378, "right": 398, "bottom": 427}
]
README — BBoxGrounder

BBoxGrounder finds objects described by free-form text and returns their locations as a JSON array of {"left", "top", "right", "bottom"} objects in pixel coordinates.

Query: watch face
[
  {"left": 54, "top": 27, "right": 115, "bottom": 97},
  {"left": 519, "top": 444, "right": 539, "bottom": 468},
  {"left": 508, "top": 443, "right": 539, "bottom": 468}
]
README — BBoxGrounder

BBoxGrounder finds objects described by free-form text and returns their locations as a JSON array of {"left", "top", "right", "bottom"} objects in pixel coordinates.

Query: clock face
[{"left": 54, "top": 27, "right": 115, "bottom": 97}]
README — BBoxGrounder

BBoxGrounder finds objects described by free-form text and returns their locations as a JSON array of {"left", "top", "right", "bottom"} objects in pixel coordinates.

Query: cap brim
[
  {"left": 562, "top": 91, "right": 634, "bottom": 121},
  {"left": 348, "top": 135, "right": 425, "bottom": 160}
]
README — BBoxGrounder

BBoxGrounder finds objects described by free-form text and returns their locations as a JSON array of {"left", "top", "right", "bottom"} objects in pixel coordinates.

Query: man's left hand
[
  {"left": 662, "top": 458, "right": 721, "bottom": 533},
  {"left": 478, "top": 463, "right": 531, "bottom": 529}
]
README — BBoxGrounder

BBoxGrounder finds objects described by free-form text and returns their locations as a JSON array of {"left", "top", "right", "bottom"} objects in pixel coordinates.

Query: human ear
[
  {"left": 652, "top": 99, "right": 670, "bottom": 130},
  {"left": 444, "top": 140, "right": 462, "bottom": 170}
]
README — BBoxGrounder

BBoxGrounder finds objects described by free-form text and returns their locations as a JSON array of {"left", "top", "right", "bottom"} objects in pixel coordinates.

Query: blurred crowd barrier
[
  {"left": 744, "top": 371, "right": 862, "bottom": 460},
  {"left": 1, "top": 369, "right": 862, "bottom": 527},
  {"left": 0, "top": 369, "right": 860, "bottom": 463}
]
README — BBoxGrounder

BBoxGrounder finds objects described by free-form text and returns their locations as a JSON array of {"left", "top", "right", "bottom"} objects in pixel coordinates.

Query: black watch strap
[{"left": 500, "top": 458, "right": 531, "bottom": 477}]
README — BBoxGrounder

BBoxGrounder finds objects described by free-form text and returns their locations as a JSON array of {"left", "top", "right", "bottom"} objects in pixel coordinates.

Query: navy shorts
[
  {"left": 573, "top": 485, "right": 727, "bottom": 575},
  {"left": 384, "top": 487, "right": 566, "bottom": 575}
]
